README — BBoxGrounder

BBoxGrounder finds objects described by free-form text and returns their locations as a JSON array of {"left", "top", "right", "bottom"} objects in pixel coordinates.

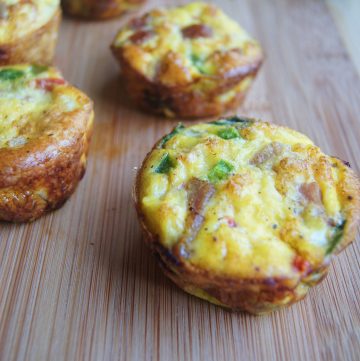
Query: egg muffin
[
  {"left": 135, "top": 117, "right": 360, "bottom": 314},
  {"left": 61, "top": 0, "right": 144, "bottom": 20},
  {"left": 0, "top": 0, "right": 61, "bottom": 65},
  {"left": 0, "top": 65, "right": 94, "bottom": 222},
  {"left": 111, "top": 2, "right": 263, "bottom": 118}
]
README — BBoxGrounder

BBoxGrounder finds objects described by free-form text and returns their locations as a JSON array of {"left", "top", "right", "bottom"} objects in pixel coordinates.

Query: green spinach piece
[
  {"left": 211, "top": 116, "right": 254, "bottom": 127},
  {"left": 208, "top": 160, "right": 234, "bottom": 183},
  {"left": 217, "top": 127, "right": 239, "bottom": 140},
  {"left": 326, "top": 220, "right": 346, "bottom": 255},
  {"left": 0, "top": 69, "right": 25, "bottom": 81},
  {"left": 190, "top": 54, "right": 206, "bottom": 74},
  {"left": 154, "top": 153, "right": 175, "bottom": 174},
  {"left": 30, "top": 65, "right": 49, "bottom": 75}
]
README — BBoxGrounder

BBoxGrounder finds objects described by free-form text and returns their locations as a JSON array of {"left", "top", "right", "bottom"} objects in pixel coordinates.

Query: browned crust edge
[
  {"left": 132, "top": 121, "right": 360, "bottom": 313},
  {"left": 111, "top": 45, "right": 263, "bottom": 118},
  {"left": 61, "top": 0, "right": 145, "bottom": 20},
  {"left": 0, "top": 9, "right": 61, "bottom": 66},
  {"left": 0, "top": 92, "right": 94, "bottom": 223},
  {"left": 333, "top": 159, "right": 360, "bottom": 254}
]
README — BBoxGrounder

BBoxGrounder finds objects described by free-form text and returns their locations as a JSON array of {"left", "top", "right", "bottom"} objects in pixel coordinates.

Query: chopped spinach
[
  {"left": 30, "top": 65, "right": 49, "bottom": 75},
  {"left": 154, "top": 153, "right": 175, "bottom": 174},
  {"left": 211, "top": 116, "right": 254, "bottom": 127},
  {"left": 208, "top": 160, "right": 234, "bottom": 183},
  {"left": 190, "top": 54, "right": 206, "bottom": 74},
  {"left": 326, "top": 220, "right": 346, "bottom": 255},
  {"left": 158, "top": 123, "right": 185, "bottom": 148},
  {"left": 191, "top": 54, "right": 202, "bottom": 66},
  {"left": 0, "top": 69, "right": 25, "bottom": 81},
  {"left": 217, "top": 127, "right": 239, "bottom": 140}
]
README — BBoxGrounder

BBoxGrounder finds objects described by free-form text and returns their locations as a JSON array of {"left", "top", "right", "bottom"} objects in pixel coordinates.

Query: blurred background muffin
[
  {"left": 0, "top": 0, "right": 61, "bottom": 65},
  {"left": 111, "top": 2, "right": 263, "bottom": 118},
  {"left": 61, "top": 0, "right": 145, "bottom": 20}
]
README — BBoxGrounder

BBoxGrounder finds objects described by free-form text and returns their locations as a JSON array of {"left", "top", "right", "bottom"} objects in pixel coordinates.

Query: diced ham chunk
[
  {"left": 299, "top": 182, "right": 322, "bottom": 204},
  {"left": 173, "top": 178, "right": 215, "bottom": 259},
  {"left": 187, "top": 178, "right": 215, "bottom": 215},
  {"left": 128, "top": 15, "right": 148, "bottom": 29},
  {"left": 182, "top": 24, "right": 213, "bottom": 39},
  {"left": 130, "top": 30, "right": 154, "bottom": 44},
  {"left": 250, "top": 142, "right": 283, "bottom": 166},
  {"left": 182, "top": 178, "right": 215, "bottom": 245},
  {"left": 293, "top": 255, "right": 311, "bottom": 273},
  {"left": 35, "top": 78, "right": 66, "bottom": 91}
]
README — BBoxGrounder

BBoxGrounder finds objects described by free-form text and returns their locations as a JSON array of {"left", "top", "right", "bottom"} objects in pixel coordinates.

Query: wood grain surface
[
  {"left": 327, "top": 0, "right": 360, "bottom": 75},
  {"left": 1, "top": 1, "right": 360, "bottom": 360}
]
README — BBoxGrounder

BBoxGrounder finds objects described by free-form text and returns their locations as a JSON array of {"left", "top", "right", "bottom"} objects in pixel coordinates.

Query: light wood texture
[
  {"left": 1, "top": 1, "right": 360, "bottom": 360},
  {"left": 327, "top": 0, "right": 360, "bottom": 75}
]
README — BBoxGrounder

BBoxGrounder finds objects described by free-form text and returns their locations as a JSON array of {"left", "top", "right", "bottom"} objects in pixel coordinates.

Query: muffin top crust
[
  {"left": 137, "top": 118, "right": 360, "bottom": 283},
  {"left": 0, "top": 0, "right": 59, "bottom": 43},
  {"left": 113, "top": 2, "right": 262, "bottom": 85},
  {"left": 0, "top": 64, "right": 93, "bottom": 184},
  {"left": 0, "top": 64, "right": 87, "bottom": 149}
]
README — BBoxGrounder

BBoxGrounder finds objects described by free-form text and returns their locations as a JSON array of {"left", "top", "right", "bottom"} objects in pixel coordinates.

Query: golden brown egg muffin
[
  {"left": 0, "top": 65, "right": 94, "bottom": 222},
  {"left": 135, "top": 117, "right": 360, "bottom": 314},
  {"left": 61, "top": 0, "right": 144, "bottom": 20},
  {"left": 0, "top": 0, "right": 61, "bottom": 65},
  {"left": 111, "top": 2, "right": 263, "bottom": 118}
]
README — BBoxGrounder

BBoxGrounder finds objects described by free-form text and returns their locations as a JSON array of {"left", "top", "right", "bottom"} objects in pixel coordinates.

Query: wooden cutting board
[{"left": 1, "top": 1, "right": 359, "bottom": 360}]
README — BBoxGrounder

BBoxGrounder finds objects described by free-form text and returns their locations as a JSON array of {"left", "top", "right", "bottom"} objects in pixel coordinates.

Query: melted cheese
[
  {"left": 0, "top": 0, "right": 59, "bottom": 43},
  {"left": 139, "top": 120, "right": 349, "bottom": 280},
  {"left": 0, "top": 64, "right": 81, "bottom": 149}
]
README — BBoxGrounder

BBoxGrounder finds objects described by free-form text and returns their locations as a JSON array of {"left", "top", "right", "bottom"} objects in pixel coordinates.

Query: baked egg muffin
[
  {"left": 135, "top": 117, "right": 360, "bottom": 314},
  {"left": 111, "top": 2, "right": 263, "bottom": 118},
  {"left": 61, "top": 0, "right": 145, "bottom": 19},
  {"left": 0, "top": 0, "right": 61, "bottom": 65},
  {"left": 0, "top": 64, "right": 94, "bottom": 222}
]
